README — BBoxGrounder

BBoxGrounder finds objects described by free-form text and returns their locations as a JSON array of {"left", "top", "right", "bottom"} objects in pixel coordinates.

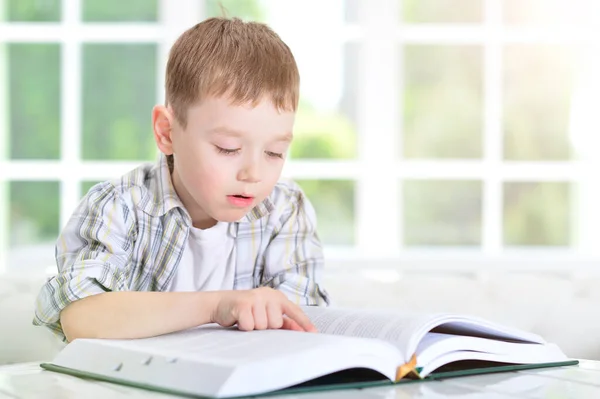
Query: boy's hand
[{"left": 211, "top": 287, "right": 317, "bottom": 333}]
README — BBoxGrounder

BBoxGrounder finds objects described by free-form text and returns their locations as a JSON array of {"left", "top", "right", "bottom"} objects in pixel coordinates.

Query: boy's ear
[{"left": 152, "top": 105, "right": 175, "bottom": 155}]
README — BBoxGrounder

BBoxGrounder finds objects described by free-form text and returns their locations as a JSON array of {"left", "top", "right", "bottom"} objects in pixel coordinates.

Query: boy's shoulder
[
  {"left": 84, "top": 156, "right": 177, "bottom": 217},
  {"left": 85, "top": 162, "right": 153, "bottom": 198},
  {"left": 108, "top": 161, "right": 157, "bottom": 192}
]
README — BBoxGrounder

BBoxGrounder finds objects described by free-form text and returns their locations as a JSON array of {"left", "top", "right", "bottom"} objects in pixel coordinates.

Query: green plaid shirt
[{"left": 33, "top": 154, "right": 330, "bottom": 341}]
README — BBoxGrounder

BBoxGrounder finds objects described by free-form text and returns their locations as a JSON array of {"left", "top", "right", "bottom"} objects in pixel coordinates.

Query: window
[{"left": 1, "top": 0, "right": 599, "bottom": 273}]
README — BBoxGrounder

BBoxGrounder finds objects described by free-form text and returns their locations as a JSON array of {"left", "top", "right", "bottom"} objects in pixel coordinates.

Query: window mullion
[
  {"left": 482, "top": 0, "right": 503, "bottom": 255},
  {"left": 357, "top": 0, "right": 400, "bottom": 257},
  {"left": 59, "top": 0, "right": 82, "bottom": 230},
  {"left": 0, "top": 0, "right": 7, "bottom": 272}
]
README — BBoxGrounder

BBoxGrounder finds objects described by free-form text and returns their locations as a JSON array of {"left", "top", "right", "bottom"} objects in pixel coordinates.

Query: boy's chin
[{"left": 213, "top": 208, "right": 254, "bottom": 223}]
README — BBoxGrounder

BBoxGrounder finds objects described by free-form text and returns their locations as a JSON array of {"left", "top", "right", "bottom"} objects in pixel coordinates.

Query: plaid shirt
[{"left": 33, "top": 155, "right": 330, "bottom": 341}]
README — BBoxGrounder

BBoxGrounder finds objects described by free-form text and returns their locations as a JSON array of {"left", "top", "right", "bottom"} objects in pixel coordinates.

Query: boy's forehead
[
  {"left": 188, "top": 95, "right": 295, "bottom": 122},
  {"left": 184, "top": 96, "right": 295, "bottom": 141},
  {"left": 207, "top": 125, "right": 294, "bottom": 142}
]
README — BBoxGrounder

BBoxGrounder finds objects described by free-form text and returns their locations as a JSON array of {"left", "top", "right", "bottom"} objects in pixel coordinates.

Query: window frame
[{"left": 1, "top": 0, "right": 599, "bottom": 274}]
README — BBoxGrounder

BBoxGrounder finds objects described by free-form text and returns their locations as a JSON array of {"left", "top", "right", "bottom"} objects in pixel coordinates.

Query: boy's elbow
[
  {"left": 60, "top": 300, "right": 96, "bottom": 342},
  {"left": 60, "top": 305, "right": 79, "bottom": 342}
]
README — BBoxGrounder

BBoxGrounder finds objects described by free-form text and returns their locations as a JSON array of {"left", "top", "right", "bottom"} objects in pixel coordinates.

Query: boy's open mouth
[{"left": 227, "top": 194, "right": 255, "bottom": 207}]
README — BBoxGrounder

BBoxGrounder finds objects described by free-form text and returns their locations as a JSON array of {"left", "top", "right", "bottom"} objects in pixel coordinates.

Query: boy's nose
[{"left": 237, "top": 162, "right": 261, "bottom": 183}]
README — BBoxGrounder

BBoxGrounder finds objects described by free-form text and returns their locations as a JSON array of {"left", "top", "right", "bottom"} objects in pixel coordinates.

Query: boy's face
[{"left": 153, "top": 96, "right": 295, "bottom": 229}]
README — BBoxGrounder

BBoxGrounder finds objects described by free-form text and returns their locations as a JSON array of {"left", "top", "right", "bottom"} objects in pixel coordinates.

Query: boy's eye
[
  {"left": 265, "top": 151, "right": 284, "bottom": 159},
  {"left": 216, "top": 146, "right": 240, "bottom": 155}
]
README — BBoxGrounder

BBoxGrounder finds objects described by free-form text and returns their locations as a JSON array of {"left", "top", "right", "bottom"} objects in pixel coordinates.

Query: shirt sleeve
[
  {"left": 261, "top": 184, "right": 330, "bottom": 306},
  {"left": 33, "top": 182, "right": 136, "bottom": 341}
]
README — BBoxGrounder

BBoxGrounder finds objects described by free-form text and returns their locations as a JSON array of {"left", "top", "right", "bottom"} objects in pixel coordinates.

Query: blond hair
[{"left": 165, "top": 17, "right": 300, "bottom": 125}]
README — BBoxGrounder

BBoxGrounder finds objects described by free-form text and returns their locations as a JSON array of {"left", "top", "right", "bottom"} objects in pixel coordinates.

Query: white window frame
[
  {"left": 346, "top": 0, "right": 600, "bottom": 272},
  {"left": 1, "top": 0, "right": 599, "bottom": 275},
  {"left": 0, "top": 0, "right": 7, "bottom": 274}
]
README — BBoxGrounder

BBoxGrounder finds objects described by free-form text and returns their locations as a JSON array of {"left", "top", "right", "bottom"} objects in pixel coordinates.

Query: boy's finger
[
  {"left": 282, "top": 303, "right": 317, "bottom": 332},
  {"left": 266, "top": 303, "right": 284, "bottom": 329},
  {"left": 252, "top": 305, "right": 268, "bottom": 330},
  {"left": 237, "top": 308, "right": 255, "bottom": 331},
  {"left": 281, "top": 317, "right": 304, "bottom": 331}
]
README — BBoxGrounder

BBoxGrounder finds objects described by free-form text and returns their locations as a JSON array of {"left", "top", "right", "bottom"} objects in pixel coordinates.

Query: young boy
[{"left": 33, "top": 17, "right": 330, "bottom": 343}]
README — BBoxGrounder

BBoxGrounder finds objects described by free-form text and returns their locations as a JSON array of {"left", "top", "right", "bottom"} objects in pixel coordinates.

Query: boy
[{"left": 33, "top": 17, "right": 330, "bottom": 343}]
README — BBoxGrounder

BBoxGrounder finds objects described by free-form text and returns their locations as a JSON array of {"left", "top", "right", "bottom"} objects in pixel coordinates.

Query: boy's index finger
[{"left": 282, "top": 302, "right": 317, "bottom": 333}]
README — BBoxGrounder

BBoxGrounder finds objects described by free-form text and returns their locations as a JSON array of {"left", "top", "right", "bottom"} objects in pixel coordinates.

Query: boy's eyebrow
[
  {"left": 273, "top": 132, "right": 294, "bottom": 143},
  {"left": 208, "top": 127, "right": 293, "bottom": 142}
]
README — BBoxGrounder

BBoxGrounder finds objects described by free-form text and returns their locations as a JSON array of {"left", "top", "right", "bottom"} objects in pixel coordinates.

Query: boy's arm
[
  {"left": 61, "top": 288, "right": 315, "bottom": 341},
  {"left": 59, "top": 291, "right": 219, "bottom": 341},
  {"left": 261, "top": 183, "right": 331, "bottom": 306}
]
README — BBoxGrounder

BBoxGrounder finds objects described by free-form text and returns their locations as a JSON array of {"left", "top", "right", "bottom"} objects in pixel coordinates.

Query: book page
[
  {"left": 415, "top": 332, "right": 567, "bottom": 375},
  {"left": 56, "top": 325, "right": 402, "bottom": 398},
  {"left": 302, "top": 306, "right": 548, "bottom": 361},
  {"left": 96, "top": 324, "right": 400, "bottom": 367},
  {"left": 100, "top": 325, "right": 332, "bottom": 363},
  {"left": 302, "top": 306, "right": 434, "bottom": 358}
]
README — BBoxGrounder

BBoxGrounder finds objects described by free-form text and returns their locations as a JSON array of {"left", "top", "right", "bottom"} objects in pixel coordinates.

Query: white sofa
[
  {"left": 0, "top": 272, "right": 65, "bottom": 363},
  {"left": 2, "top": 265, "right": 600, "bottom": 364}
]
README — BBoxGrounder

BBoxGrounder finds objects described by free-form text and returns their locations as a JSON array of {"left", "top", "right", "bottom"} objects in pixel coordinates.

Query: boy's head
[{"left": 152, "top": 17, "right": 300, "bottom": 229}]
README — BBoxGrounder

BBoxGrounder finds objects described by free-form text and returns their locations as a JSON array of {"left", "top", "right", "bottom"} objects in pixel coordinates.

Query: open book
[{"left": 41, "top": 307, "right": 576, "bottom": 398}]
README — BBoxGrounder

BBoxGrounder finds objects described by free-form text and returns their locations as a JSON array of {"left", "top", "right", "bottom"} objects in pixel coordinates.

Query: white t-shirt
[{"left": 168, "top": 221, "right": 236, "bottom": 292}]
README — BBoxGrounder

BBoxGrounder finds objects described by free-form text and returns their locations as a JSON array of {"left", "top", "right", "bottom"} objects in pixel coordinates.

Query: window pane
[
  {"left": 403, "top": 45, "right": 482, "bottom": 159},
  {"left": 205, "top": 0, "right": 266, "bottom": 20},
  {"left": 82, "top": 0, "right": 157, "bottom": 22},
  {"left": 402, "top": 0, "right": 482, "bottom": 23},
  {"left": 9, "top": 181, "right": 59, "bottom": 245},
  {"left": 503, "top": 46, "right": 574, "bottom": 161},
  {"left": 4, "top": 0, "right": 60, "bottom": 22},
  {"left": 403, "top": 180, "right": 482, "bottom": 246},
  {"left": 82, "top": 44, "right": 157, "bottom": 161},
  {"left": 8, "top": 181, "right": 59, "bottom": 268},
  {"left": 296, "top": 180, "right": 355, "bottom": 246},
  {"left": 8, "top": 44, "right": 61, "bottom": 160},
  {"left": 503, "top": 0, "right": 596, "bottom": 26},
  {"left": 292, "top": 43, "right": 358, "bottom": 159},
  {"left": 504, "top": 182, "right": 570, "bottom": 246}
]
